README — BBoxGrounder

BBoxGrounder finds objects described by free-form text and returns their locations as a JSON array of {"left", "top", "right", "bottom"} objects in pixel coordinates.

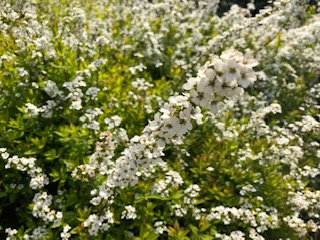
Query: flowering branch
[{"left": 84, "top": 49, "right": 258, "bottom": 234}]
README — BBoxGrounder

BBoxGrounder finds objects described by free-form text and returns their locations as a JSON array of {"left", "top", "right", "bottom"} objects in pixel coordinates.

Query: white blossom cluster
[
  {"left": 154, "top": 221, "right": 168, "bottom": 235},
  {"left": 183, "top": 184, "right": 200, "bottom": 206},
  {"left": 83, "top": 209, "right": 114, "bottom": 236},
  {"left": 276, "top": 14, "right": 320, "bottom": 74},
  {"left": 171, "top": 204, "right": 187, "bottom": 217},
  {"left": 72, "top": 131, "right": 116, "bottom": 180},
  {"left": 239, "top": 184, "right": 257, "bottom": 196},
  {"left": 192, "top": 207, "right": 207, "bottom": 221},
  {"left": 2, "top": 2, "right": 55, "bottom": 59},
  {"left": 32, "top": 192, "right": 62, "bottom": 226},
  {"left": 24, "top": 101, "right": 57, "bottom": 119},
  {"left": 129, "top": 63, "right": 147, "bottom": 75},
  {"left": 5, "top": 228, "right": 17, "bottom": 240},
  {"left": 283, "top": 166, "right": 320, "bottom": 192},
  {"left": 85, "top": 86, "right": 100, "bottom": 101},
  {"left": 61, "top": 7, "right": 87, "bottom": 48},
  {"left": 249, "top": 103, "right": 282, "bottom": 136},
  {"left": 215, "top": 230, "right": 246, "bottom": 240},
  {"left": 1, "top": 148, "right": 49, "bottom": 190},
  {"left": 60, "top": 225, "right": 72, "bottom": 240},
  {"left": 24, "top": 225, "right": 49, "bottom": 240},
  {"left": 79, "top": 107, "right": 103, "bottom": 131},
  {"left": 283, "top": 214, "right": 308, "bottom": 237},
  {"left": 131, "top": 78, "right": 154, "bottom": 91},
  {"left": 63, "top": 75, "right": 87, "bottom": 110},
  {"left": 80, "top": 50, "right": 259, "bottom": 234},
  {"left": 151, "top": 170, "right": 183, "bottom": 197},
  {"left": 206, "top": 206, "right": 279, "bottom": 233},
  {"left": 288, "top": 190, "right": 320, "bottom": 219},
  {"left": 44, "top": 80, "right": 64, "bottom": 99},
  {"left": 93, "top": 50, "right": 258, "bottom": 198},
  {"left": 6, "top": 223, "right": 49, "bottom": 239},
  {"left": 184, "top": 50, "right": 257, "bottom": 112},
  {"left": 24, "top": 103, "right": 43, "bottom": 117},
  {"left": 121, "top": 205, "right": 138, "bottom": 220},
  {"left": 104, "top": 115, "right": 122, "bottom": 129},
  {"left": 103, "top": 115, "right": 129, "bottom": 144},
  {"left": 295, "top": 115, "right": 320, "bottom": 133}
]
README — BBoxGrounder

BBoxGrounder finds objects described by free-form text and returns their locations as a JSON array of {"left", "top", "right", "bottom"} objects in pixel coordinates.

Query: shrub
[{"left": 0, "top": 0, "right": 319, "bottom": 239}]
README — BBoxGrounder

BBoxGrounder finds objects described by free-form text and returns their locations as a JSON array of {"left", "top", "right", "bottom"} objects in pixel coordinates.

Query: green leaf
[
  {"left": 54, "top": 130, "right": 69, "bottom": 138},
  {"left": 134, "top": 195, "right": 146, "bottom": 203},
  {"left": 145, "top": 232, "right": 159, "bottom": 240},
  {"left": 171, "top": 190, "right": 184, "bottom": 199},
  {"left": 200, "top": 235, "right": 214, "bottom": 240},
  {"left": 0, "top": 192, "right": 7, "bottom": 198},
  {"left": 168, "top": 221, "right": 190, "bottom": 239},
  {"left": 148, "top": 194, "right": 168, "bottom": 200},
  {"left": 44, "top": 149, "right": 59, "bottom": 161},
  {"left": 199, "top": 221, "right": 211, "bottom": 232},
  {"left": 49, "top": 169, "right": 61, "bottom": 182},
  {"left": 70, "top": 226, "right": 81, "bottom": 234},
  {"left": 24, "top": 149, "right": 37, "bottom": 155},
  {"left": 189, "top": 224, "right": 198, "bottom": 235}
]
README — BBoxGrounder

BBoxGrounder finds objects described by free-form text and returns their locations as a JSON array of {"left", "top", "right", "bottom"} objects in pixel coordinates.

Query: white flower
[
  {"left": 1, "top": 152, "right": 9, "bottom": 159},
  {"left": 44, "top": 80, "right": 61, "bottom": 98},
  {"left": 25, "top": 103, "right": 43, "bottom": 116},
  {"left": 0, "top": 148, "right": 7, "bottom": 153},
  {"left": 70, "top": 99, "right": 82, "bottom": 110},
  {"left": 214, "top": 59, "right": 227, "bottom": 77},
  {"left": 154, "top": 221, "right": 167, "bottom": 234},
  {"left": 238, "top": 66, "right": 257, "bottom": 88},
  {"left": 5, "top": 228, "right": 18, "bottom": 237},
  {"left": 121, "top": 205, "right": 137, "bottom": 220},
  {"left": 205, "top": 68, "right": 216, "bottom": 80},
  {"left": 183, "top": 77, "right": 198, "bottom": 90},
  {"left": 60, "top": 225, "right": 72, "bottom": 240},
  {"left": 224, "top": 60, "right": 241, "bottom": 86},
  {"left": 104, "top": 115, "right": 122, "bottom": 129},
  {"left": 86, "top": 87, "right": 100, "bottom": 100}
]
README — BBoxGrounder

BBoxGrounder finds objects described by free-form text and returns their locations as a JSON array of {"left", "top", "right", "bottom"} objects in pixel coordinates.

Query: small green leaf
[
  {"left": 49, "top": 169, "right": 60, "bottom": 182},
  {"left": 171, "top": 190, "right": 184, "bottom": 199},
  {"left": 24, "top": 149, "right": 37, "bottom": 155},
  {"left": 189, "top": 224, "right": 198, "bottom": 235},
  {"left": 0, "top": 192, "right": 7, "bottom": 198},
  {"left": 44, "top": 149, "right": 59, "bottom": 161},
  {"left": 200, "top": 234, "right": 214, "bottom": 240},
  {"left": 199, "top": 221, "right": 211, "bottom": 233}
]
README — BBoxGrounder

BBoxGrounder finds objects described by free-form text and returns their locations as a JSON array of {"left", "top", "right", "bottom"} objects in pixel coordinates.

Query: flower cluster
[
  {"left": 63, "top": 75, "right": 87, "bottom": 110},
  {"left": 72, "top": 131, "right": 116, "bottom": 180},
  {"left": 32, "top": 192, "right": 62, "bottom": 226},
  {"left": 121, "top": 205, "right": 138, "bottom": 220},
  {"left": 150, "top": 170, "right": 182, "bottom": 196},
  {"left": 92, "top": 50, "right": 258, "bottom": 205},
  {"left": 83, "top": 210, "right": 114, "bottom": 236},
  {"left": 154, "top": 221, "right": 168, "bottom": 235},
  {"left": 79, "top": 108, "right": 103, "bottom": 131},
  {"left": 60, "top": 225, "right": 72, "bottom": 240},
  {"left": 206, "top": 206, "right": 279, "bottom": 233},
  {"left": 78, "top": 49, "right": 260, "bottom": 236},
  {"left": 1, "top": 148, "right": 49, "bottom": 190}
]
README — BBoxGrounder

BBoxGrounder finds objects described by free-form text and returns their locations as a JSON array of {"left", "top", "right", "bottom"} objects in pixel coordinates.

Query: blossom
[
  {"left": 121, "top": 205, "right": 137, "bottom": 220},
  {"left": 60, "top": 225, "right": 72, "bottom": 240}
]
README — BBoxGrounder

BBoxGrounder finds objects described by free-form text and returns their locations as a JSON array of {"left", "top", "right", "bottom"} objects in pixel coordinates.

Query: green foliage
[{"left": 0, "top": 0, "right": 319, "bottom": 239}]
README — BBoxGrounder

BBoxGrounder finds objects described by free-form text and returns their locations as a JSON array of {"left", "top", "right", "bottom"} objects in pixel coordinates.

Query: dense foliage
[{"left": 0, "top": 0, "right": 319, "bottom": 239}]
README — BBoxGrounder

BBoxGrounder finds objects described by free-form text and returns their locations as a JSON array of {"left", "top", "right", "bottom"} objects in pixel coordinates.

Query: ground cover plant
[{"left": 0, "top": 0, "right": 319, "bottom": 239}]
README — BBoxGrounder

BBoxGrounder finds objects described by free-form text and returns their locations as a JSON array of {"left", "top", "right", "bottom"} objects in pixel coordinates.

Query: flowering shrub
[{"left": 0, "top": 0, "right": 319, "bottom": 239}]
